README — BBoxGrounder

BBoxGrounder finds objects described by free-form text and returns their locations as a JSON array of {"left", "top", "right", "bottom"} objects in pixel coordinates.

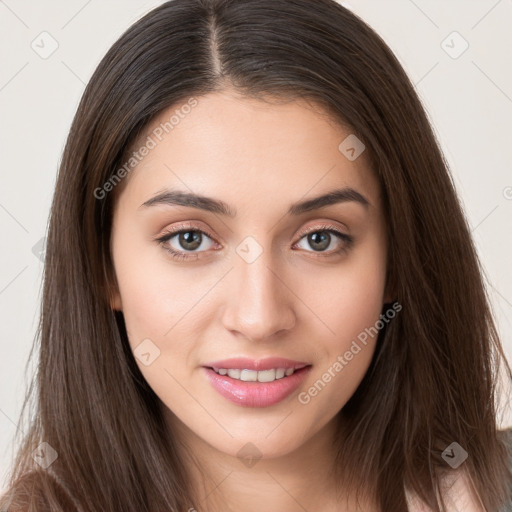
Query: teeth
[
  {"left": 257, "top": 369, "right": 276, "bottom": 382},
  {"left": 227, "top": 369, "right": 240, "bottom": 379},
  {"left": 240, "top": 369, "right": 258, "bottom": 382},
  {"left": 213, "top": 367, "right": 297, "bottom": 382}
]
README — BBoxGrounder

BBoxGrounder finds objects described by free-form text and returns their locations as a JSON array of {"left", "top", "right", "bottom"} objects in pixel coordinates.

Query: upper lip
[{"left": 203, "top": 357, "right": 311, "bottom": 371}]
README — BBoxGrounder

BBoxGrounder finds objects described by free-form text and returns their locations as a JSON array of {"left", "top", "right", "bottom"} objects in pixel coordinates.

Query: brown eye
[
  {"left": 306, "top": 232, "right": 331, "bottom": 251},
  {"left": 294, "top": 226, "right": 354, "bottom": 256},
  {"left": 156, "top": 227, "right": 218, "bottom": 261},
  {"left": 176, "top": 231, "right": 202, "bottom": 251}
]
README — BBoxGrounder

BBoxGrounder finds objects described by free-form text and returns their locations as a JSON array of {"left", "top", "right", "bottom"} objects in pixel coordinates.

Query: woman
[{"left": 1, "top": 0, "right": 511, "bottom": 510}]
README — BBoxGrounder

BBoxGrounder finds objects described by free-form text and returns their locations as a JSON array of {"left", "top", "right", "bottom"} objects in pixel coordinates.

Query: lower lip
[{"left": 203, "top": 366, "right": 311, "bottom": 408}]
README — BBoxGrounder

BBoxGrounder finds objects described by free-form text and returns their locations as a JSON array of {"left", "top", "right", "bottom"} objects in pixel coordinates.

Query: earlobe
[
  {"left": 110, "top": 292, "right": 122, "bottom": 311},
  {"left": 108, "top": 268, "right": 123, "bottom": 311},
  {"left": 109, "top": 281, "right": 123, "bottom": 311}
]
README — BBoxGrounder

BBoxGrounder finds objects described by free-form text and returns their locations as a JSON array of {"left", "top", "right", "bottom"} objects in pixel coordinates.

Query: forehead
[{"left": 115, "top": 90, "right": 381, "bottom": 215}]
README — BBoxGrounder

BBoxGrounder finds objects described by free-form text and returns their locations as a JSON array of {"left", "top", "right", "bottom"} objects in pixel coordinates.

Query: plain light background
[{"left": 1, "top": 0, "right": 511, "bottom": 487}]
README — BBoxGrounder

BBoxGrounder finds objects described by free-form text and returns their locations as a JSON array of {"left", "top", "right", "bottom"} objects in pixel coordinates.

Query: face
[{"left": 110, "top": 89, "right": 390, "bottom": 462}]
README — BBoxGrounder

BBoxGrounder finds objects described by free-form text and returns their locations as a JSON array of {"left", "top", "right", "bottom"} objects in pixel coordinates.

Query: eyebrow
[{"left": 139, "top": 187, "right": 370, "bottom": 217}]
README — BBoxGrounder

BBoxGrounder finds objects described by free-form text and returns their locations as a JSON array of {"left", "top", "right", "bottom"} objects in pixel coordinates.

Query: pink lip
[
  {"left": 202, "top": 360, "right": 312, "bottom": 408},
  {"left": 203, "top": 357, "right": 309, "bottom": 371}
]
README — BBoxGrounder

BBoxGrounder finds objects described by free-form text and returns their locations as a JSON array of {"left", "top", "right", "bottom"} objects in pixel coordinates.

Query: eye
[
  {"left": 156, "top": 222, "right": 353, "bottom": 262},
  {"left": 293, "top": 224, "right": 353, "bottom": 256},
  {"left": 156, "top": 225, "right": 218, "bottom": 261}
]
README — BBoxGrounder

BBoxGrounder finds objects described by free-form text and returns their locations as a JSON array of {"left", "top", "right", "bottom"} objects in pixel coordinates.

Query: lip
[
  {"left": 202, "top": 357, "right": 310, "bottom": 372},
  {"left": 202, "top": 360, "right": 312, "bottom": 408}
]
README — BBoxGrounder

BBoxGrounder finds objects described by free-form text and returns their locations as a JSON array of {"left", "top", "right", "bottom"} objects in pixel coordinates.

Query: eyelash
[{"left": 155, "top": 223, "right": 354, "bottom": 262}]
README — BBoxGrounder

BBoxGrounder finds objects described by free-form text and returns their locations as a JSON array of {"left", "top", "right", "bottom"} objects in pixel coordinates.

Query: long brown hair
[{"left": 2, "top": 0, "right": 511, "bottom": 510}]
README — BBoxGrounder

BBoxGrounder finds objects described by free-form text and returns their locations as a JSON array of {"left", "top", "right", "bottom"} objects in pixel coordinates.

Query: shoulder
[
  {"left": 438, "top": 469, "right": 485, "bottom": 512},
  {"left": 406, "top": 469, "right": 484, "bottom": 512},
  {"left": 407, "top": 429, "right": 512, "bottom": 512}
]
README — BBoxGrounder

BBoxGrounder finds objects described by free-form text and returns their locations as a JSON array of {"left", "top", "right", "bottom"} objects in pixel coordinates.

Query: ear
[
  {"left": 110, "top": 290, "right": 123, "bottom": 311},
  {"left": 108, "top": 276, "right": 123, "bottom": 311}
]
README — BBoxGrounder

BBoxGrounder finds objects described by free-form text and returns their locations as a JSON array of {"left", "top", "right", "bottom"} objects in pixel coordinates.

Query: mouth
[
  {"left": 209, "top": 366, "right": 306, "bottom": 382},
  {"left": 202, "top": 357, "right": 312, "bottom": 408}
]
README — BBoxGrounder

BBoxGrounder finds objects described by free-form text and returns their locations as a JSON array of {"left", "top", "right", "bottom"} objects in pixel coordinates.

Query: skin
[{"left": 109, "top": 89, "right": 481, "bottom": 511}]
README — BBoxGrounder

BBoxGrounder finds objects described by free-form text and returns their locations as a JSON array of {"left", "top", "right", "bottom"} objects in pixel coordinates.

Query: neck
[{"left": 163, "top": 408, "right": 376, "bottom": 512}]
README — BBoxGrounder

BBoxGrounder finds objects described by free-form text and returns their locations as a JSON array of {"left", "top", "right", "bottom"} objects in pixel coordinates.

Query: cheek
[
  {"left": 293, "top": 240, "right": 387, "bottom": 408},
  {"left": 299, "top": 241, "right": 387, "bottom": 347},
  {"left": 111, "top": 231, "right": 222, "bottom": 393},
  {"left": 111, "top": 244, "right": 201, "bottom": 408},
  {"left": 112, "top": 228, "right": 203, "bottom": 344},
  {"left": 295, "top": 282, "right": 386, "bottom": 421}
]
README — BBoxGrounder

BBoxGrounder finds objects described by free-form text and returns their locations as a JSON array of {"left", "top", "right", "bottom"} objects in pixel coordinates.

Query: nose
[{"left": 220, "top": 248, "right": 296, "bottom": 342}]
